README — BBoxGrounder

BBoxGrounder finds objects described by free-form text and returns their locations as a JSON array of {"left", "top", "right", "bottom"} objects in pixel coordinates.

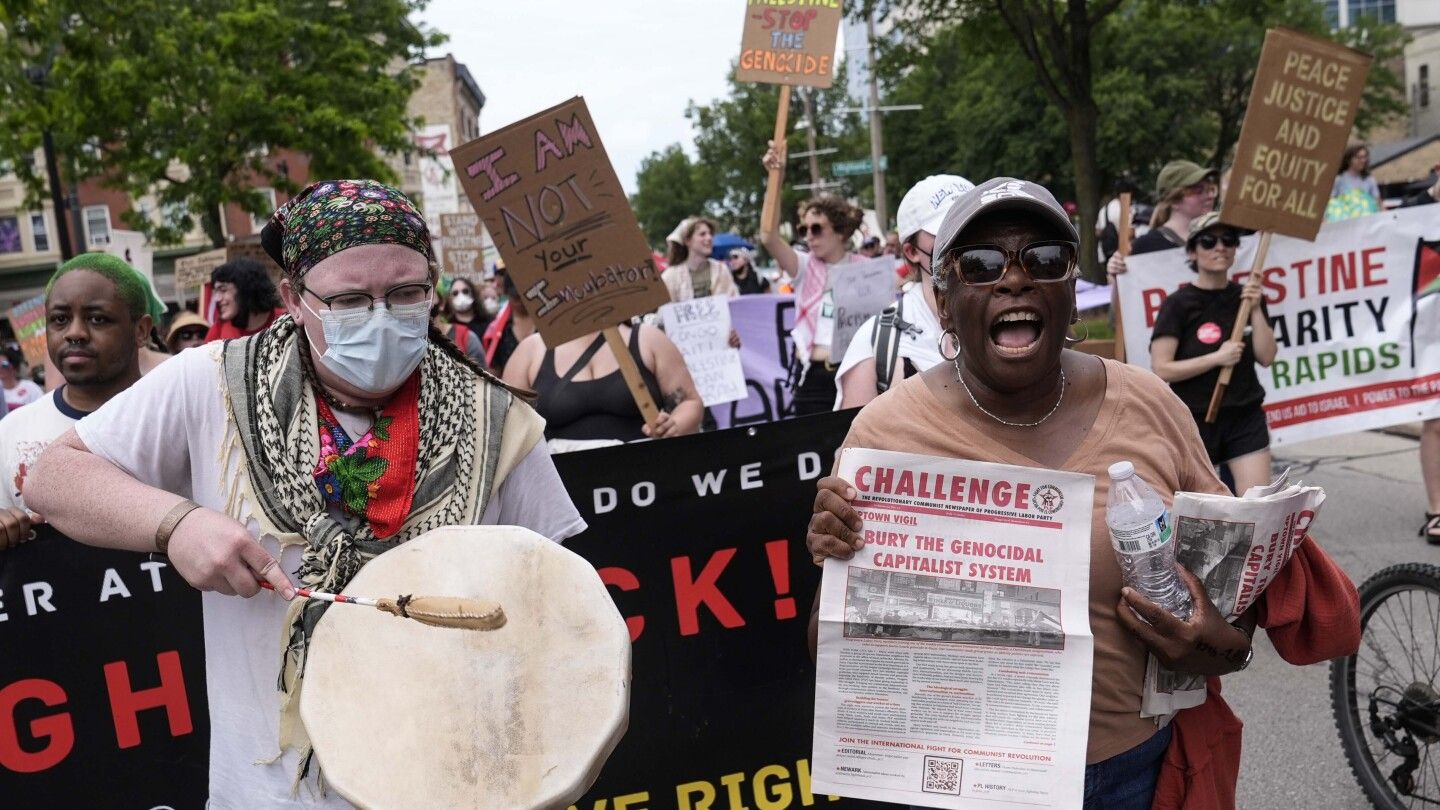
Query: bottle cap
[{"left": 1108, "top": 460, "right": 1135, "bottom": 481}]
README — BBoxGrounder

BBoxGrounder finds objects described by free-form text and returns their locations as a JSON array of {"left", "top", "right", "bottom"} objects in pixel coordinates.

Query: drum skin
[{"left": 300, "top": 526, "right": 631, "bottom": 809}]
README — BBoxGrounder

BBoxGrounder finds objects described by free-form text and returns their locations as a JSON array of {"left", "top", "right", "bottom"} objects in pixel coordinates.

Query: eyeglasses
[
  {"left": 944, "top": 241, "right": 1078, "bottom": 286},
  {"left": 304, "top": 282, "right": 433, "bottom": 312},
  {"left": 727, "top": 252, "right": 746, "bottom": 261},
  {"left": 172, "top": 328, "right": 208, "bottom": 342},
  {"left": 802, "top": 222, "right": 830, "bottom": 238},
  {"left": 1183, "top": 182, "right": 1217, "bottom": 197},
  {"left": 1194, "top": 231, "right": 1240, "bottom": 250}
]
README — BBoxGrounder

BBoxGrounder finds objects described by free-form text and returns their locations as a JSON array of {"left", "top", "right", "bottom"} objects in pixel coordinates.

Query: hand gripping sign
[{"left": 450, "top": 97, "right": 671, "bottom": 426}]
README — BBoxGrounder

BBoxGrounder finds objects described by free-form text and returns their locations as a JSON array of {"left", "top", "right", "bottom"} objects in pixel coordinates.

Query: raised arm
[{"left": 759, "top": 140, "right": 799, "bottom": 277}]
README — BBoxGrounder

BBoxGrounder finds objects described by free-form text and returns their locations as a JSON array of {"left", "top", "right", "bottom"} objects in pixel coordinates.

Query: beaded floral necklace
[{"left": 311, "top": 373, "right": 421, "bottom": 538}]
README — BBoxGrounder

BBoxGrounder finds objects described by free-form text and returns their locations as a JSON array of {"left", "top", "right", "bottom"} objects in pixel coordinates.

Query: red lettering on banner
[
  {"left": 1143, "top": 288, "right": 1168, "bottom": 328},
  {"left": 104, "top": 651, "right": 193, "bottom": 749},
  {"left": 0, "top": 679, "right": 73, "bottom": 773},
  {"left": 598, "top": 566, "right": 646, "bottom": 641},
  {"left": 1265, "top": 372, "right": 1440, "bottom": 428},
  {"left": 672, "top": 549, "right": 745, "bottom": 636},
  {"left": 1360, "top": 246, "right": 1385, "bottom": 288}
]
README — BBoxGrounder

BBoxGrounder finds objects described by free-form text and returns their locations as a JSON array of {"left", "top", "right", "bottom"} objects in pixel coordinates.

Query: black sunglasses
[
  {"left": 945, "top": 241, "right": 1078, "bottom": 286},
  {"left": 1194, "top": 231, "right": 1240, "bottom": 250},
  {"left": 802, "top": 222, "right": 830, "bottom": 238}
]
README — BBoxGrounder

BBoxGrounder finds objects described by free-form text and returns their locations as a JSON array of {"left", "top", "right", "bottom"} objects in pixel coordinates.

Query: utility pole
[
  {"left": 865, "top": 10, "right": 888, "bottom": 232},
  {"left": 801, "top": 88, "right": 822, "bottom": 189}
]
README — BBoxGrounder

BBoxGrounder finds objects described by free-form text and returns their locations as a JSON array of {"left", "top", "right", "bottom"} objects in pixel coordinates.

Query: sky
[{"left": 418, "top": 2, "right": 743, "bottom": 195}]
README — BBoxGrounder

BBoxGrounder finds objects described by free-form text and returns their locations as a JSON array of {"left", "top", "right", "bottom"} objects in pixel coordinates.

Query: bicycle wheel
[{"left": 1332, "top": 563, "right": 1440, "bottom": 809}]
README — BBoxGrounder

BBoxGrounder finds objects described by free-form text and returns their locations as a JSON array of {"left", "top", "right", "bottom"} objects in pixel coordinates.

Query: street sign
[{"left": 832, "top": 156, "right": 887, "bottom": 177}]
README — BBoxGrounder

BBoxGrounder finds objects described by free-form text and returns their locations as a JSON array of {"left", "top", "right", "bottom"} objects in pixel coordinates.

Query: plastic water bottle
[{"left": 1106, "top": 461, "right": 1192, "bottom": 620}]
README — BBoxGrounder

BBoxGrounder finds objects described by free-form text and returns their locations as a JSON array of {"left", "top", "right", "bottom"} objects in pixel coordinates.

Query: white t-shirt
[
  {"left": 75, "top": 344, "right": 586, "bottom": 808},
  {"left": 0, "top": 388, "right": 90, "bottom": 509},
  {"left": 833, "top": 282, "right": 943, "bottom": 409},
  {"left": 4, "top": 378, "right": 44, "bottom": 410}
]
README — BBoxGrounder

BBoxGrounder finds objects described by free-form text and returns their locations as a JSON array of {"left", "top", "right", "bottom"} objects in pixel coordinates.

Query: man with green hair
[{"left": 0, "top": 253, "right": 153, "bottom": 547}]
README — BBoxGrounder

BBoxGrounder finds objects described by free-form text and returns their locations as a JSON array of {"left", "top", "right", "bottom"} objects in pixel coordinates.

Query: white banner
[
  {"left": 814, "top": 448, "right": 1094, "bottom": 809},
  {"left": 660, "top": 298, "right": 746, "bottom": 406},
  {"left": 1117, "top": 208, "right": 1440, "bottom": 445},
  {"left": 417, "top": 124, "right": 460, "bottom": 235}
]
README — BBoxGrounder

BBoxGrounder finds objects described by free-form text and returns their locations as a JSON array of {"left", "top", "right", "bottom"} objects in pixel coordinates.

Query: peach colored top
[{"left": 839, "top": 358, "right": 1228, "bottom": 763}]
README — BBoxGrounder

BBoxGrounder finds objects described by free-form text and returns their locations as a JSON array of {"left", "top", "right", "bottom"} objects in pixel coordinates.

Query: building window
[
  {"left": 29, "top": 212, "right": 48, "bottom": 252},
  {"left": 1422, "top": 65, "right": 1431, "bottom": 109},
  {"left": 84, "top": 205, "right": 112, "bottom": 246},
  {"left": 1346, "top": 0, "right": 1395, "bottom": 24},
  {"left": 0, "top": 216, "right": 20, "bottom": 253},
  {"left": 249, "top": 187, "right": 277, "bottom": 233}
]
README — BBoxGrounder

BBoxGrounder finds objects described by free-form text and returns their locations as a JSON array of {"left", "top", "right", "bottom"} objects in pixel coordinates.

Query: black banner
[
  {"left": 0, "top": 528, "right": 208, "bottom": 806},
  {"left": 1, "top": 411, "right": 893, "bottom": 809},
  {"left": 556, "top": 410, "right": 892, "bottom": 810}
]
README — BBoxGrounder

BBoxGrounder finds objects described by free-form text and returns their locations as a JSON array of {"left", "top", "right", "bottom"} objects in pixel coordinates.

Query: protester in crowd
[
  {"left": 663, "top": 217, "right": 739, "bottom": 302},
  {"left": 859, "top": 236, "right": 883, "bottom": 258},
  {"left": 166, "top": 311, "right": 211, "bottom": 354},
  {"left": 726, "top": 247, "right": 771, "bottom": 295},
  {"left": 883, "top": 231, "right": 901, "bottom": 257},
  {"left": 1, "top": 356, "right": 43, "bottom": 410},
  {"left": 1423, "top": 420, "right": 1440, "bottom": 543},
  {"left": 804, "top": 177, "right": 1357, "bottom": 809},
  {"left": 502, "top": 321, "right": 702, "bottom": 444},
  {"left": 482, "top": 270, "right": 537, "bottom": 375},
  {"left": 1106, "top": 160, "right": 1216, "bottom": 276},
  {"left": 1149, "top": 212, "right": 1277, "bottom": 496},
  {"left": 205, "top": 258, "right": 285, "bottom": 341},
  {"left": 444, "top": 275, "right": 499, "bottom": 335},
  {"left": 760, "top": 141, "right": 865, "bottom": 415},
  {"left": 835, "top": 174, "right": 973, "bottom": 409},
  {"left": 0, "top": 254, "right": 154, "bottom": 548},
  {"left": 26, "top": 179, "right": 584, "bottom": 806},
  {"left": 432, "top": 277, "right": 486, "bottom": 366},
  {"left": 1332, "top": 144, "right": 1381, "bottom": 206}
]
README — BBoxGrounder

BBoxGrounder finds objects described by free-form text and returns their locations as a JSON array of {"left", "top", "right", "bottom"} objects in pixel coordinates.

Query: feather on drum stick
[{"left": 260, "top": 582, "right": 506, "bottom": 630}]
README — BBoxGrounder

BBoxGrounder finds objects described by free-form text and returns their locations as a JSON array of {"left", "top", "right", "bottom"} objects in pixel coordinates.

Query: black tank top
[{"left": 534, "top": 327, "right": 664, "bottom": 442}]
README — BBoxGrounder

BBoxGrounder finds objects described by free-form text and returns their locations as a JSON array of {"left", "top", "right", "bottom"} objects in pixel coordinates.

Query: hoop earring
[
  {"left": 939, "top": 329, "right": 960, "bottom": 361},
  {"left": 1064, "top": 322, "right": 1090, "bottom": 345}
]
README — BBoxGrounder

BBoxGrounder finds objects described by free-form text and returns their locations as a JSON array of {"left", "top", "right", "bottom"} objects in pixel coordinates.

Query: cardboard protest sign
[
  {"left": 736, "top": 1, "right": 844, "bottom": 88},
  {"left": 7, "top": 292, "right": 47, "bottom": 367},
  {"left": 1220, "top": 28, "right": 1372, "bottom": 240},
  {"left": 1116, "top": 207, "right": 1440, "bottom": 445},
  {"left": 660, "top": 298, "right": 747, "bottom": 406},
  {"left": 829, "top": 257, "right": 898, "bottom": 361},
  {"left": 438, "top": 212, "right": 494, "bottom": 280},
  {"left": 450, "top": 97, "right": 669, "bottom": 346},
  {"left": 173, "top": 248, "right": 228, "bottom": 291}
]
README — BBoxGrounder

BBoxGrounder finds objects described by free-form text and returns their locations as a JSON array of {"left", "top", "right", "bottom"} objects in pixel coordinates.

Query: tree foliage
[
  {"left": 631, "top": 65, "right": 868, "bottom": 246},
  {"left": 876, "top": 0, "right": 1407, "bottom": 278},
  {"left": 0, "top": 0, "right": 442, "bottom": 247}
]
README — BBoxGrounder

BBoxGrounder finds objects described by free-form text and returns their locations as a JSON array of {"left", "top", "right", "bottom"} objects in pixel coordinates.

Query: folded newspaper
[{"left": 1140, "top": 468, "right": 1326, "bottom": 717}]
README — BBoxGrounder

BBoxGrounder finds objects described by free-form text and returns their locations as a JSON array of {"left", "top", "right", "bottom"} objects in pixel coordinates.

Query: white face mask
[
  {"left": 451, "top": 292, "right": 474, "bottom": 312},
  {"left": 480, "top": 297, "right": 500, "bottom": 316},
  {"left": 302, "top": 297, "right": 430, "bottom": 394}
]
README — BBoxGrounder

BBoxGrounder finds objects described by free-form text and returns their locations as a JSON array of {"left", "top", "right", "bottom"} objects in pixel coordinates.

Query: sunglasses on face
[
  {"left": 1194, "top": 231, "right": 1240, "bottom": 250},
  {"left": 802, "top": 222, "right": 830, "bottom": 238},
  {"left": 1184, "top": 182, "right": 1217, "bottom": 197},
  {"left": 945, "top": 241, "right": 1078, "bottom": 286}
]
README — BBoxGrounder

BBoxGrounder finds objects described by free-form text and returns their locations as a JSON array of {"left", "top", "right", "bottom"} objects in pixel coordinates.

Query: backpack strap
[{"left": 873, "top": 295, "right": 906, "bottom": 394}]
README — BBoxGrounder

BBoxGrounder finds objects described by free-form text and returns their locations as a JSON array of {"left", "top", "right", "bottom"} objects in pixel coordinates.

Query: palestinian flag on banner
[{"left": 1410, "top": 239, "right": 1440, "bottom": 366}]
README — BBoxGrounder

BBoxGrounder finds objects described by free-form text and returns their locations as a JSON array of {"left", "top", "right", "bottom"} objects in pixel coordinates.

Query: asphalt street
[{"left": 1229, "top": 428, "right": 1435, "bottom": 809}]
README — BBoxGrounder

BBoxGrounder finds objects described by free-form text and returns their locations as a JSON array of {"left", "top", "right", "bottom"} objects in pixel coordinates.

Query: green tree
[
  {"left": 0, "top": 0, "right": 442, "bottom": 247},
  {"left": 875, "top": 0, "right": 1407, "bottom": 277},
  {"left": 631, "top": 63, "right": 867, "bottom": 244},
  {"left": 630, "top": 144, "right": 708, "bottom": 247}
]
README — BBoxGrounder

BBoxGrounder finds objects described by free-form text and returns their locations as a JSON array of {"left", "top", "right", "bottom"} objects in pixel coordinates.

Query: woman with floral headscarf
[{"left": 26, "top": 179, "right": 585, "bottom": 807}]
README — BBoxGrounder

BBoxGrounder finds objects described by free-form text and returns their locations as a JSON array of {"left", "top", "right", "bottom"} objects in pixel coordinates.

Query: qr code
[{"left": 922, "top": 755, "right": 962, "bottom": 795}]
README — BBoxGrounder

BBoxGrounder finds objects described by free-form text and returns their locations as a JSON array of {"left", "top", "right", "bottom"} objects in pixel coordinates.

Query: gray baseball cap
[{"left": 933, "top": 177, "right": 1079, "bottom": 262}]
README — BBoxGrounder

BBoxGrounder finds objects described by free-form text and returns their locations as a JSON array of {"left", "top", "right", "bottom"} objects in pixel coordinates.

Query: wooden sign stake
[
  {"left": 1204, "top": 231, "right": 1273, "bottom": 423},
  {"left": 759, "top": 85, "right": 793, "bottom": 238},
  {"left": 603, "top": 326, "right": 661, "bottom": 429},
  {"left": 1111, "top": 192, "right": 1132, "bottom": 363}
]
